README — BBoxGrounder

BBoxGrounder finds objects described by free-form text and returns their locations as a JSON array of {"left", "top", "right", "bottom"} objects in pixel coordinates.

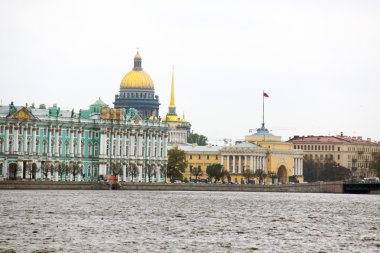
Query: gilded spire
[
  {"left": 168, "top": 65, "right": 177, "bottom": 115},
  {"left": 169, "top": 65, "right": 175, "bottom": 108}
]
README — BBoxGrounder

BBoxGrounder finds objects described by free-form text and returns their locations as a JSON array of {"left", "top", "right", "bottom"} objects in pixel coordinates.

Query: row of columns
[
  {"left": 1, "top": 124, "right": 86, "bottom": 157},
  {"left": 168, "top": 130, "right": 188, "bottom": 144},
  {"left": 222, "top": 154, "right": 266, "bottom": 174},
  {"left": 99, "top": 129, "right": 168, "bottom": 160},
  {"left": 294, "top": 157, "right": 303, "bottom": 176}
]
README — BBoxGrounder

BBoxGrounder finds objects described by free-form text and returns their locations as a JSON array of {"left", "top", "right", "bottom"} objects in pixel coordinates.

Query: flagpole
[{"left": 262, "top": 90, "right": 265, "bottom": 128}]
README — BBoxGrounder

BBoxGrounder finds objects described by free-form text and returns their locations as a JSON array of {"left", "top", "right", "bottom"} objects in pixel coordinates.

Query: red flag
[{"left": 263, "top": 92, "right": 269, "bottom": 98}]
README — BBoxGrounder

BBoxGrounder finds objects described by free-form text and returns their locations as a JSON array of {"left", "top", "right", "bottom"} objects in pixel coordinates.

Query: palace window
[
  {"left": 198, "top": 155, "right": 201, "bottom": 160},
  {"left": 58, "top": 143, "right": 62, "bottom": 155},
  {"left": 0, "top": 141, "right": 3, "bottom": 153},
  {"left": 189, "top": 155, "right": 192, "bottom": 160},
  {"left": 215, "top": 155, "right": 218, "bottom": 160},
  {"left": 337, "top": 154, "right": 340, "bottom": 160},
  {"left": 19, "top": 128, "right": 22, "bottom": 134},
  {"left": 0, "top": 126, "right": 3, "bottom": 134},
  {"left": 338, "top": 147, "right": 340, "bottom": 151},
  {"left": 106, "top": 144, "right": 110, "bottom": 156},
  {"left": 9, "top": 140, "right": 13, "bottom": 152},
  {"left": 189, "top": 165, "right": 193, "bottom": 173},
  {"left": 207, "top": 155, "right": 210, "bottom": 160},
  {"left": 94, "top": 144, "right": 99, "bottom": 156},
  {"left": 43, "top": 128, "right": 47, "bottom": 136}
]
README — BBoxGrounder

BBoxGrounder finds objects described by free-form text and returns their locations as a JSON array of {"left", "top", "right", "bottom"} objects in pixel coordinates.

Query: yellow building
[
  {"left": 177, "top": 145, "right": 221, "bottom": 182},
  {"left": 245, "top": 124, "right": 304, "bottom": 183},
  {"left": 177, "top": 124, "right": 304, "bottom": 184}
]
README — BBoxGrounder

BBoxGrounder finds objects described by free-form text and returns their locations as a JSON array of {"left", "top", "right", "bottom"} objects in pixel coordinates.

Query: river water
[{"left": 0, "top": 190, "right": 379, "bottom": 253}]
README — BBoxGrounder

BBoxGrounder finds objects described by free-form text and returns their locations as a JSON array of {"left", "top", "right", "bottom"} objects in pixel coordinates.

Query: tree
[
  {"left": 111, "top": 161, "right": 122, "bottom": 177},
  {"left": 57, "top": 162, "right": 65, "bottom": 181},
  {"left": 191, "top": 166, "right": 203, "bottom": 181},
  {"left": 71, "top": 161, "right": 82, "bottom": 181},
  {"left": 254, "top": 169, "right": 267, "bottom": 184},
  {"left": 221, "top": 169, "right": 230, "bottom": 183},
  {"left": 242, "top": 168, "right": 254, "bottom": 183},
  {"left": 167, "top": 148, "right": 187, "bottom": 182},
  {"left": 370, "top": 152, "right": 380, "bottom": 177},
  {"left": 127, "top": 164, "right": 139, "bottom": 182},
  {"left": 303, "top": 158, "right": 351, "bottom": 182},
  {"left": 206, "top": 164, "right": 223, "bottom": 183},
  {"left": 187, "top": 133, "right": 208, "bottom": 146}
]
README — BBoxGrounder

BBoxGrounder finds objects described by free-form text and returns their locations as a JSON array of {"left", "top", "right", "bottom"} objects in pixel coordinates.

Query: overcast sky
[{"left": 0, "top": 0, "right": 379, "bottom": 142}]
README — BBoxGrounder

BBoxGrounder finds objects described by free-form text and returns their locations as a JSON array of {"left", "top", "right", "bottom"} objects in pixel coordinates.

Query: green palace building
[{"left": 0, "top": 94, "right": 168, "bottom": 182}]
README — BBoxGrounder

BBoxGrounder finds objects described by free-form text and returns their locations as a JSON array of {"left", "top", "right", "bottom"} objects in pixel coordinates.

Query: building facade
[
  {"left": 163, "top": 67, "right": 191, "bottom": 145},
  {"left": 114, "top": 51, "right": 160, "bottom": 119},
  {"left": 0, "top": 100, "right": 168, "bottom": 182},
  {"left": 289, "top": 134, "right": 380, "bottom": 178},
  {"left": 177, "top": 126, "right": 303, "bottom": 184},
  {"left": 245, "top": 125, "right": 304, "bottom": 183}
]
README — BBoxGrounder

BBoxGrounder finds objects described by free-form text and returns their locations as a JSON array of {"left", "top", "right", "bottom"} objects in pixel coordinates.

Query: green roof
[{"left": 91, "top": 98, "right": 107, "bottom": 107}]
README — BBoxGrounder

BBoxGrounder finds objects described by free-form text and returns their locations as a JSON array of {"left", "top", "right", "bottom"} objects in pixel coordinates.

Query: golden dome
[
  {"left": 120, "top": 50, "right": 154, "bottom": 89},
  {"left": 120, "top": 70, "right": 154, "bottom": 89}
]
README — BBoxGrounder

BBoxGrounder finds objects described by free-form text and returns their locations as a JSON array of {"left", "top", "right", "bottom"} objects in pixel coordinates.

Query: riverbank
[{"left": 0, "top": 181, "right": 344, "bottom": 193}]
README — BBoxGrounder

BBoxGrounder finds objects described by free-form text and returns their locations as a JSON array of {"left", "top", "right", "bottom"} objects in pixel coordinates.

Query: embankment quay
[
  {"left": 0, "top": 181, "right": 338, "bottom": 193},
  {"left": 1, "top": 181, "right": 379, "bottom": 193}
]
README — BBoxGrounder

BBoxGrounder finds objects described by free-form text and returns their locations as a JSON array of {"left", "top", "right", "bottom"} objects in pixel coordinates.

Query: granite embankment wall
[
  {"left": 0, "top": 181, "right": 109, "bottom": 190},
  {"left": 0, "top": 181, "right": 344, "bottom": 193}
]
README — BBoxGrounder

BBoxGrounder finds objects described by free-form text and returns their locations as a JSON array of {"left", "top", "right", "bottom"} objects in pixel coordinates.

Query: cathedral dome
[
  {"left": 120, "top": 51, "right": 154, "bottom": 89},
  {"left": 120, "top": 70, "right": 154, "bottom": 89}
]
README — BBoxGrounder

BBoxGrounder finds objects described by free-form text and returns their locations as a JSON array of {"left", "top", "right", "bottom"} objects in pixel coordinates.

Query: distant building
[
  {"left": 288, "top": 134, "right": 380, "bottom": 178},
  {"left": 0, "top": 99, "right": 168, "bottom": 182},
  {"left": 176, "top": 124, "right": 303, "bottom": 184},
  {"left": 162, "top": 67, "right": 191, "bottom": 145},
  {"left": 114, "top": 51, "right": 160, "bottom": 119}
]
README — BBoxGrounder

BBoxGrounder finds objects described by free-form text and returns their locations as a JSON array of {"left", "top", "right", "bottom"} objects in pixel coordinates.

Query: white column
[
  {"left": 18, "top": 161, "right": 24, "bottom": 179},
  {"left": 300, "top": 158, "right": 303, "bottom": 176},
  {"left": 55, "top": 129, "right": 59, "bottom": 156},
  {"left": 238, "top": 156, "right": 241, "bottom": 173},
  {"left": 70, "top": 128, "right": 74, "bottom": 156},
  {"left": 250, "top": 156, "right": 253, "bottom": 171},
  {"left": 244, "top": 156, "right": 247, "bottom": 172},
  {"left": 227, "top": 156, "right": 230, "bottom": 172},
  {"left": 14, "top": 125, "right": 19, "bottom": 153},
  {"left": 232, "top": 155, "right": 236, "bottom": 173},
  {"left": 138, "top": 165, "right": 142, "bottom": 182},
  {"left": 23, "top": 126, "right": 28, "bottom": 154},
  {"left": 32, "top": 126, "right": 36, "bottom": 154},
  {"left": 35, "top": 161, "right": 40, "bottom": 180},
  {"left": 4, "top": 125, "right": 9, "bottom": 154},
  {"left": 116, "top": 131, "right": 120, "bottom": 157},
  {"left": 99, "top": 163, "right": 107, "bottom": 176},
  {"left": 263, "top": 157, "right": 266, "bottom": 173},
  {"left": 157, "top": 166, "right": 161, "bottom": 182},
  {"left": 221, "top": 155, "right": 224, "bottom": 166},
  {"left": 122, "top": 132, "right": 126, "bottom": 157},
  {"left": 122, "top": 165, "right": 126, "bottom": 182},
  {"left": 77, "top": 129, "right": 82, "bottom": 157},
  {"left": 48, "top": 128, "right": 52, "bottom": 155},
  {"left": 157, "top": 134, "right": 161, "bottom": 158}
]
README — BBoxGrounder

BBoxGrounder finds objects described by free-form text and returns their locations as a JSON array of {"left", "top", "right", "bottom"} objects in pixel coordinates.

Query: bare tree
[
  {"left": 57, "top": 162, "right": 65, "bottom": 181},
  {"left": 191, "top": 166, "right": 203, "bottom": 181},
  {"left": 128, "top": 164, "right": 139, "bottom": 182}
]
